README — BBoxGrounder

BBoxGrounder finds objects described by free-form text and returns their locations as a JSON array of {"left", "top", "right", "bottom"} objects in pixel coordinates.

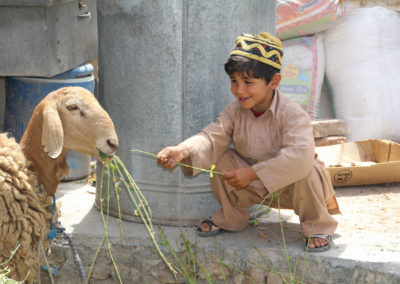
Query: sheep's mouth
[{"left": 98, "top": 149, "right": 115, "bottom": 160}]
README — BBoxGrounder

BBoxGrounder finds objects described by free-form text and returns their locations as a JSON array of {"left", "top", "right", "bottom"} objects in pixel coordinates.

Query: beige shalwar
[{"left": 180, "top": 90, "right": 340, "bottom": 236}]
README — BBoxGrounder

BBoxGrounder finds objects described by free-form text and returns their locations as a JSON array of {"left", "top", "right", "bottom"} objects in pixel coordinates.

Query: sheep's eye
[{"left": 66, "top": 105, "right": 79, "bottom": 111}]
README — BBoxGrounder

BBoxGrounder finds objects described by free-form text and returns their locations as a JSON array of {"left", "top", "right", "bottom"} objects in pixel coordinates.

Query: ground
[
  {"left": 36, "top": 181, "right": 400, "bottom": 283},
  {"left": 333, "top": 183, "right": 400, "bottom": 250}
]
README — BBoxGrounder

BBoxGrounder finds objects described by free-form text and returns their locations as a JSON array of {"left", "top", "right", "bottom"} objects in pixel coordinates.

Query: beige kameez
[{"left": 180, "top": 90, "right": 340, "bottom": 235}]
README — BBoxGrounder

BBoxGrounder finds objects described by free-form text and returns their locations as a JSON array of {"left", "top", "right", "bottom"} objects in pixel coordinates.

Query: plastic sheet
[
  {"left": 276, "top": 0, "right": 344, "bottom": 40},
  {"left": 324, "top": 6, "right": 400, "bottom": 142}
]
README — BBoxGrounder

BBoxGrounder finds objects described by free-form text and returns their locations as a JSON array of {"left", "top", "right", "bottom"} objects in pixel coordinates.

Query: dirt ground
[{"left": 333, "top": 183, "right": 400, "bottom": 249}]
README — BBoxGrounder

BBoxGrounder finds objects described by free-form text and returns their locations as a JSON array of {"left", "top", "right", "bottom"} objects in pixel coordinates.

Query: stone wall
[{"left": 40, "top": 231, "right": 397, "bottom": 284}]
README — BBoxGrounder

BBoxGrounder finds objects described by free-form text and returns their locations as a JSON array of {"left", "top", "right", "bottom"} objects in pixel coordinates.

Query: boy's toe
[{"left": 304, "top": 234, "right": 333, "bottom": 252}]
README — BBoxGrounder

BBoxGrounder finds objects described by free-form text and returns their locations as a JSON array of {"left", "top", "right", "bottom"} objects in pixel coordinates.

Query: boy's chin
[
  {"left": 239, "top": 103, "right": 254, "bottom": 110},
  {"left": 238, "top": 100, "right": 252, "bottom": 108}
]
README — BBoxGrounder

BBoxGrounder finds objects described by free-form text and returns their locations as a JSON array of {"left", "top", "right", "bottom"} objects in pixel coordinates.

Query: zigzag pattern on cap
[{"left": 231, "top": 34, "right": 283, "bottom": 70}]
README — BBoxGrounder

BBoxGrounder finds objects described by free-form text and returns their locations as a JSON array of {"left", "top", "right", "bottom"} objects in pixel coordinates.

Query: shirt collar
[
  {"left": 243, "top": 89, "right": 280, "bottom": 118},
  {"left": 267, "top": 89, "right": 279, "bottom": 116}
]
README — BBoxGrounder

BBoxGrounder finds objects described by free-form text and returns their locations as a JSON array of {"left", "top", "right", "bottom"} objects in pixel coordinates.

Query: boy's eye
[{"left": 245, "top": 80, "right": 253, "bottom": 85}]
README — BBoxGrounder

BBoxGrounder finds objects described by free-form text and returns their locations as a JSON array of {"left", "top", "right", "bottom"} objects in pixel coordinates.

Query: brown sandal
[{"left": 196, "top": 218, "right": 229, "bottom": 237}]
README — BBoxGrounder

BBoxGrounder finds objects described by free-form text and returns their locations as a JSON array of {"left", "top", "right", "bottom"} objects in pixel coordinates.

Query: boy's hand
[
  {"left": 224, "top": 167, "right": 258, "bottom": 190},
  {"left": 157, "top": 145, "right": 189, "bottom": 170}
]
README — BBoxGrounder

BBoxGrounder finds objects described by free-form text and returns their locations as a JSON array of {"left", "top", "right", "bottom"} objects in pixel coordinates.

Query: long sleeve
[{"left": 180, "top": 102, "right": 236, "bottom": 176}]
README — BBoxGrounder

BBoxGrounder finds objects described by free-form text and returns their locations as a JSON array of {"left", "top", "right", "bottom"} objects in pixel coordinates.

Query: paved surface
[{"left": 47, "top": 179, "right": 400, "bottom": 283}]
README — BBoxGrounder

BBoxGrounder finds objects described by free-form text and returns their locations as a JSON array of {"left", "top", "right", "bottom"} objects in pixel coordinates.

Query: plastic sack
[
  {"left": 276, "top": 0, "right": 344, "bottom": 40},
  {"left": 278, "top": 33, "right": 324, "bottom": 119},
  {"left": 324, "top": 6, "right": 400, "bottom": 142}
]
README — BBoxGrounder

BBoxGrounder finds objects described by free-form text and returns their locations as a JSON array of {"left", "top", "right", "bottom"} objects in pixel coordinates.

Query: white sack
[{"left": 324, "top": 6, "right": 400, "bottom": 142}]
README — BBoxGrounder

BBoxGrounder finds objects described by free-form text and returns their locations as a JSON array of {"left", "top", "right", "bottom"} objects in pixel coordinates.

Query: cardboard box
[{"left": 316, "top": 139, "right": 400, "bottom": 186}]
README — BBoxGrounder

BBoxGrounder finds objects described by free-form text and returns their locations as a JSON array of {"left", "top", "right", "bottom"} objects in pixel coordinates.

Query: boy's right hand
[{"left": 157, "top": 145, "right": 189, "bottom": 170}]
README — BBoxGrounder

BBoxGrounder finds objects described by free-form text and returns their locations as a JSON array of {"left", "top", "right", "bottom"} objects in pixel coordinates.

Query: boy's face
[{"left": 229, "top": 72, "right": 281, "bottom": 112}]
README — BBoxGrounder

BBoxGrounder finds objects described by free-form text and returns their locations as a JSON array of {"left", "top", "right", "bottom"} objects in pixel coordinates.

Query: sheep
[{"left": 0, "top": 86, "right": 118, "bottom": 282}]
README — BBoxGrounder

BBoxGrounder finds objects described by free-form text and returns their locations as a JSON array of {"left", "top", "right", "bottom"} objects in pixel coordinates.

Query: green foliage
[{"left": 89, "top": 154, "right": 312, "bottom": 283}]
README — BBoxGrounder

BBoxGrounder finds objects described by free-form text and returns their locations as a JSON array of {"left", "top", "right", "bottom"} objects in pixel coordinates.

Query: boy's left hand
[{"left": 224, "top": 167, "right": 258, "bottom": 190}]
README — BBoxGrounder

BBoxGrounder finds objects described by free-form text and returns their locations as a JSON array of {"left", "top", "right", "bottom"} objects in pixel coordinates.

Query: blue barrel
[{"left": 5, "top": 63, "right": 95, "bottom": 181}]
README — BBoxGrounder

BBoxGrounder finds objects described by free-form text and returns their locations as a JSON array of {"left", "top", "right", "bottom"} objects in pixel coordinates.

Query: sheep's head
[{"left": 41, "top": 86, "right": 118, "bottom": 160}]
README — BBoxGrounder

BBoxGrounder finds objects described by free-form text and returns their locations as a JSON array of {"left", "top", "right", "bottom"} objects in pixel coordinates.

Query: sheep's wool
[{"left": 0, "top": 133, "right": 52, "bottom": 282}]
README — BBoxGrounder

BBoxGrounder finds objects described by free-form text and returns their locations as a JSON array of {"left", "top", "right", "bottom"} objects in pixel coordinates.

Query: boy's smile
[{"left": 229, "top": 72, "right": 280, "bottom": 113}]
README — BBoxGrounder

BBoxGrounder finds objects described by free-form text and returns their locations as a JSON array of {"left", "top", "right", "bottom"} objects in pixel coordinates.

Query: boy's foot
[
  {"left": 196, "top": 218, "right": 229, "bottom": 237},
  {"left": 304, "top": 234, "right": 332, "bottom": 252}
]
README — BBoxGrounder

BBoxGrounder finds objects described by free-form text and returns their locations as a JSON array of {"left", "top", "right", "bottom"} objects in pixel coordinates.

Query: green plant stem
[
  {"left": 111, "top": 157, "right": 177, "bottom": 277},
  {"left": 246, "top": 234, "right": 286, "bottom": 283},
  {"left": 115, "top": 156, "right": 151, "bottom": 210},
  {"left": 0, "top": 243, "right": 20, "bottom": 268},
  {"left": 0, "top": 244, "right": 25, "bottom": 284},
  {"left": 256, "top": 192, "right": 273, "bottom": 211},
  {"left": 180, "top": 231, "right": 197, "bottom": 279},
  {"left": 159, "top": 229, "right": 193, "bottom": 282},
  {"left": 277, "top": 192, "right": 293, "bottom": 281},
  {"left": 87, "top": 162, "right": 107, "bottom": 282},
  {"left": 113, "top": 157, "right": 153, "bottom": 223},
  {"left": 131, "top": 149, "right": 224, "bottom": 177},
  {"left": 87, "top": 233, "right": 106, "bottom": 282},
  {"left": 110, "top": 165, "right": 124, "bottom": 245},
  {"left": 214, "top": 238, "right": 227, "bottom": 283},
  {"left": 87, "top": 162, "right": 122, "bottom": 284},
  {"left": 111, "top": 159, "right": 153, "bottom": 231},
  {"left": 105, "top": 162, "right": 123, "bottom": 283},
  {"left": 196, "top": 245, "right": 256, "bottom": 284},
  {"left": 301, "top": 222, "right": 314, "bottom": 284}
]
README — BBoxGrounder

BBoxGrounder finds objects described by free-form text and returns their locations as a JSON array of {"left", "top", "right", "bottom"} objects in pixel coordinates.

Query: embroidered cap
[{"left": 230, "top": 32, "right": 283, "bottom": 70}]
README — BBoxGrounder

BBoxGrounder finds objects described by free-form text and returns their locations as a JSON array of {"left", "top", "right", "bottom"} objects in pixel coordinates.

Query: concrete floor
[{"left": 44, "top": 178, "right": 400, "bottom": 283}]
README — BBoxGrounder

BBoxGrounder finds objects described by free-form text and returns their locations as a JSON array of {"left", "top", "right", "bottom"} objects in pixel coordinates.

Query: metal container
[
  {"left": 0, "top": 0, "right": 97, "bottom": 77},
  {"left": 96, "top": 0, "right": 276, "bottom": 226}
]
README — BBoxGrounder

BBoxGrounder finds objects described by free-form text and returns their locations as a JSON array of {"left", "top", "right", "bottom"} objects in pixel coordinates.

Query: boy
[{"left": 157, "top": 32, "right": 340, "bottom": 252}]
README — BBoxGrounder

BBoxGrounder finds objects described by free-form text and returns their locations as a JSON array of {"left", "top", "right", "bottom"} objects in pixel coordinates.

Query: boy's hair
[{"left": 224, "top": 55, "right": 280, "bottom": 84}]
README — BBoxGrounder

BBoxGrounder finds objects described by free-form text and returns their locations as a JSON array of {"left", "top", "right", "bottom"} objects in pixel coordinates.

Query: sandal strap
[
  {"left": 200, "top": 218, "right": 218, "bottom": 232},
  {"left": 306, "top": 234, "right": 332, "bottom": 242}
]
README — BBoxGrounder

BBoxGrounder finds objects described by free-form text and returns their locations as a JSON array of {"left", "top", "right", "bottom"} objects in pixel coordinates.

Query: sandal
[
  {"left": 196, "top": 218, "right": 229, "bottom": 237},
  {"left": 304, "top": 234, "right": 333, "bottom": 252}
]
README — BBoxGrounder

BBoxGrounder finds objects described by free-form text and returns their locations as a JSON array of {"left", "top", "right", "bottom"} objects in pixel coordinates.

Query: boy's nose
[{"left": 237, "top": 83, "right": 245, "bottom": 95}]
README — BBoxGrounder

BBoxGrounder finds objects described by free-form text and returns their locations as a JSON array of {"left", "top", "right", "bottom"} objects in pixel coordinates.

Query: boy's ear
[{"left": 269, "top": 73, "right": 282, "bottom": 90}]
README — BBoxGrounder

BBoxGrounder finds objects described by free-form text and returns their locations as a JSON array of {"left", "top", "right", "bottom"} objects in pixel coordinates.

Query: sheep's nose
[{"left": 107, "top": 139, "right": 118, "bottom": 152}]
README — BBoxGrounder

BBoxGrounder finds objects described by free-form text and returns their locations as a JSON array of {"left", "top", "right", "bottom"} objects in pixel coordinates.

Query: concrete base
[{"left": 36, "top": 180, "right": 400, "bottom": 283}]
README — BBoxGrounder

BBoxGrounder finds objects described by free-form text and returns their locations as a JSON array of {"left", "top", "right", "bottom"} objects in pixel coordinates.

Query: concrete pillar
[{"left": 97, "top": 0, "right": 276, "bottom": 226}]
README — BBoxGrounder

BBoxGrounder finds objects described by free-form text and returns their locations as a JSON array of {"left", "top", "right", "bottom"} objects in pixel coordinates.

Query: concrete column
[{"left": 97, "top": 0, "right": 275, "bottom": 226}]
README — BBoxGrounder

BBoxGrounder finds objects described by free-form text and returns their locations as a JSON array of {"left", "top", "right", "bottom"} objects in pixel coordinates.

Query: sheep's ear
[{"left": 42, "top": 104, "right": 64, "bottom": 159}]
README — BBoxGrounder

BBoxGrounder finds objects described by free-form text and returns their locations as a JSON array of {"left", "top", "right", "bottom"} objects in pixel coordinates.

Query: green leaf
[
  {"left": 209, "top": 164, "right": 216, "bottom": 178},
  {"left": 99, "top": 151, "right": 109, "bottom": 159}
]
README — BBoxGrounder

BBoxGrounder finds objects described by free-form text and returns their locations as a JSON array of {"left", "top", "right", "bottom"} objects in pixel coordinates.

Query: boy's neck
[
  {"left": 251, "top": 109, "right": 265, "bottom": 117},
  {"left": 252, "top": 89, "right": 275, "bottom": 113}
]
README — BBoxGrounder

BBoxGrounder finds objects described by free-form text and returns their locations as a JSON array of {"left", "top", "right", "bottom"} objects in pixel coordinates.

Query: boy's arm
[{"left": 179, "top": 102, "right": 236, "bottom": 176}]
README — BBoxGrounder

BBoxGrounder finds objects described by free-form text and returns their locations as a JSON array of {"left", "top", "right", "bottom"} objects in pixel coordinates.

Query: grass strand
[{"left": 131, "top": 149, "right": 224, "bottom": 177}]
